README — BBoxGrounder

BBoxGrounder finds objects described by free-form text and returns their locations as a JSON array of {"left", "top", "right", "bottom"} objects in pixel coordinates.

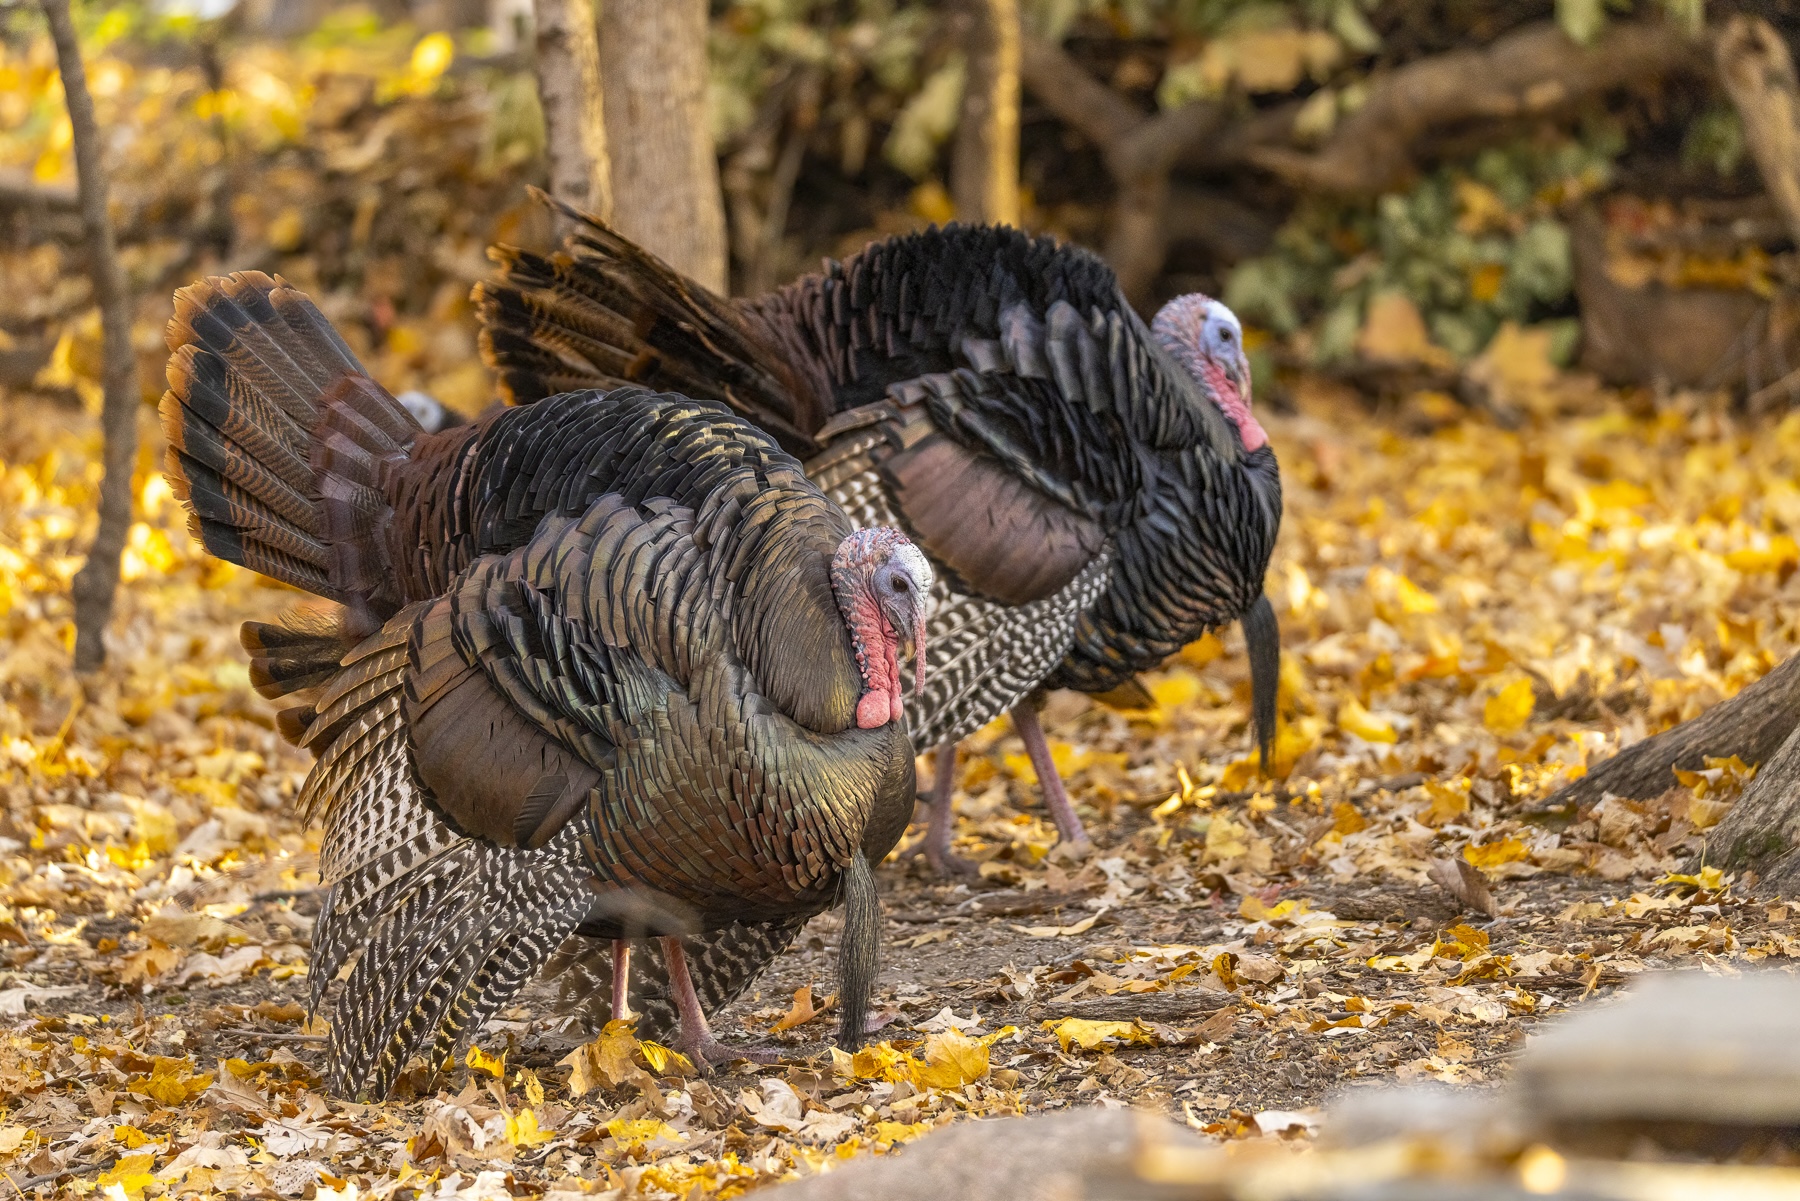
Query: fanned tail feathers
[
  {"left": 476, "top": 188, "right": 821, "bottom": 455},
  {"left": 161, "top": 271, "right": 422, "bottom": 611},
  {"left": 293, "top": 611, "right": 591, "bottom": 1098}
]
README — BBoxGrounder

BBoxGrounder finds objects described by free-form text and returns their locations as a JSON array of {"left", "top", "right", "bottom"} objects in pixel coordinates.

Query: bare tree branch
[
  {"left": 1019, "top": 35, "right": 1144, "bottom": 150},
  {"left": 1252, "top": 19, "right": 1704, "bottom": 196},
  {"left": 1020, "top": 35, "right": 1223, "bottom": 306},
  {"left": 44, "top": 0, "right": 137, "bottom": 673}
]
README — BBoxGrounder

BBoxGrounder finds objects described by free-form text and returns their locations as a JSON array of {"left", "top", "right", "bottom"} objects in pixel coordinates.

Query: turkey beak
[{"left": 1228, "top": 351, "right": 1253, "bottom": 405}]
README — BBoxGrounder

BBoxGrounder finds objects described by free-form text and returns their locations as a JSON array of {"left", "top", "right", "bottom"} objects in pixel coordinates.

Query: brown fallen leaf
[
  {"left": 1011, "top": 912, "right": 1102, "bottom": 938},
  {"left": 770, "top": 985, "right": 834, "bottom": 1033},
  {"left": 116, "top": 939, "right": 183, "bottom": 986},
  {"left": 1428, "top": 856, "right": 1497, "bottom": 917},
  {"left": 1235, "top": 953, "right": 1284, "bottom": 984},
  {"left": 1195, "top": 1006, "right": 1239, "bottom": 1043}
]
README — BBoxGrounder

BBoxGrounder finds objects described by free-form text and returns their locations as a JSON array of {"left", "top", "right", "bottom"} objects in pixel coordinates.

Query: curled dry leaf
[{"left": 1429, "top": 856, "right": 1499, "bottom": 917}]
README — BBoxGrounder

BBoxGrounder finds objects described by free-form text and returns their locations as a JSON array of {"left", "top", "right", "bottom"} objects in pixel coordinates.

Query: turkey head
[{"left": 831, "top": 528, "right": 933, "bottom": 730}]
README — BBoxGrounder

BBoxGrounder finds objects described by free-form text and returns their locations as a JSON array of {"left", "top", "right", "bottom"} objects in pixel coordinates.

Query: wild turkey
[
  {"left": 476, "top": 192, "right": 1283, "bottom": 874},
  {"left": 159, "top": 272, "right": 932, "bottom": 1096}
]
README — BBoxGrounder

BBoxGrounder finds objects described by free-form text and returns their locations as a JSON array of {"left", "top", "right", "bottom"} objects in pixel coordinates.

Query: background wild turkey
[
  {"left": 159, "top": 272, "right": 932, "bottom": 1096},
  {"left": 476, "top": 192, "right": 1283, "bottom": 876}
]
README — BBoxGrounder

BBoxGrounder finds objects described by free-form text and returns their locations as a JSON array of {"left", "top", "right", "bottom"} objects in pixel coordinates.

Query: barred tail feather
[
  {"left": 327, "top": 832, "right": 590, "bottom": 1097},
  {"left": 161, "top": 270, "right": 422, "bottom": 606},
  {"left": 476, "top": 188, "right": 820, "bottom": 455}
]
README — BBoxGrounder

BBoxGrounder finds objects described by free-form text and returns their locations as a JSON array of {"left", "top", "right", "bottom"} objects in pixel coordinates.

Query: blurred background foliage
[{"left": 0, "top": 0, "right": 1792, "bottom": 417}]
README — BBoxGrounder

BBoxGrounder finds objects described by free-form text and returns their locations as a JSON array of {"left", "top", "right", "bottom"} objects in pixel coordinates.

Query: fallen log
[
  {"left": 1535, "top": 653, "right": 1800, "bottom": 817},
  {"left": 1704, "top": 717, "right": 1800, "bottom": 891}
]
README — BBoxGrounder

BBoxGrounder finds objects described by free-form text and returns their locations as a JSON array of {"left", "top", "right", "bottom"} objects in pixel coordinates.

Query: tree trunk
[
  {"left": 597, "top": 0, "right": 728, "bottom": 292},
  {"left": 531, "top": 0, "right": 610, "bottom": 220},
  {"left": 1716, "top": 16, "right": 1800, "bottom": 249},
  {"left": 1535, "top": 652, "right": 1800, "bottom": 817},
  {"left": 44, "top": 0, "right": 136, "bottom": 673},
  {"left": 951, "top": 0, "right": 1020, "bottom": 227},
  {"left": 1704, "top": 719, "right": 1800, "bottom": 891}
]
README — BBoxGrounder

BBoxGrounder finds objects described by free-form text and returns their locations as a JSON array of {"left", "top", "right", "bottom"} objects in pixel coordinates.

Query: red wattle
[{"left": 856, "top": 690, "right": 892, "bottom": 729}]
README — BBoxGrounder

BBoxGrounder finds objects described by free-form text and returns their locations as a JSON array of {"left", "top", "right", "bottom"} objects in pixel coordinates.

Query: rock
[
  {"left": 1515, "top": 969, "right": 1800, "bottom": 1126},
  {"left": 1319, "top": 1082, "right": 1514, "bottom": 1150},
  {"left": 760, "top": 1107, "right": 1206, "bottom": 1201}
]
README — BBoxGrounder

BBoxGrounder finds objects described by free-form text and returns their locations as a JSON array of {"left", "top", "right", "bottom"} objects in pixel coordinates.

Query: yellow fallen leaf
[
  {"left": 1659, "top": 866, "right": 1728, "bottom": 894},
  {"left": 1149, "top": 671, "right": 1204, "bottom": 711},
  {"left": 1725, "top": 534, "right": 1799, "bottom": 573},
  {"left": 1179, "top": 632, "right": 1226, "bottom": 669},
  {"left": 1368, "top": 946, "right": 1437, "bottom": 972},
  {"left": 1484, "top": 677, "right": 1536, "bottom": 735},
  {"left": 1338, "top": 696, "right": 1397, "bottom": 743},
  {"left": 0, "top": 1126, "right": 26, "bottom": 1154},
  {"left": 1238, "top": 896, "right": 1311, "bottom": 924},
  {"left": 831, "top": 1040, "right": 910, "bottom": 1081},
  {"left": 1330, "top": 801, "right": 1367, "bottom": 836},
  {"left": 606, "top": 1118, "right": 683, "bottom": 1151},
  {"left": 1425, "top": 779, "right": 1470, "bottom": 825},
  {"left": 871, "top": 1119, "right": 935, "bottom": 1149},
  {"left": 1357, "top": 291, "right": 1457, "bottom": 369},
  {"left": 1040, "top": 1017, "right": 1156, "bottom": 1053},
  {"left": 466, "top": 1044, "right": 506, "bottom": 1079},
  {"left": 907, "top": 1030, "right": 990, "bottom": 1090},
  {"left": 112, "top": 1125, "right": 156, "bottom": 1149},
  {"left": 116, "top": 939, "right": 183, "bottom": 986},
  {"left": 128, "top": 1057, "right": 213, "bottom": 1106},
  {"left": 1437, "top": 922, "right": 1490, "bottom": 961},
  {"left": 560, "top": 1020, "right": 652, "bottom": 1095},
  {"left": 636, "top": 1039, "right": 693, "bottom": 1077},
  {"left": 1463, "top": 838, "right": 1529, "bottom": 869},
  {"left": 1002, "top": 739, "right": 1126, "bottom": 786},
  {"left": 1687, "top": 796, "right": 1733, "bottom": 830},
  {"left": 505, "top": 1108, "right": 555, "bottom": 1147},
  {"left": 98, "top": 1153, "right": 158, "bottom": 1201}
]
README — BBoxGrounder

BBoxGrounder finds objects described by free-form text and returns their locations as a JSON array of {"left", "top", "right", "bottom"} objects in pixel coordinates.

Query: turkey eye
[{"left": 892, "top": 576, "right": 909, "bottom": 593}]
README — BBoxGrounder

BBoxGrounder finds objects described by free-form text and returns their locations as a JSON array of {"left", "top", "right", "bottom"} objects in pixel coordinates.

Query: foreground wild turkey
[
  {"left": 477, "top": 193, "right": 1283, "bottom": 874},
  {"left": 159, "top": 272, "right": 931, "bottom": 1095}
]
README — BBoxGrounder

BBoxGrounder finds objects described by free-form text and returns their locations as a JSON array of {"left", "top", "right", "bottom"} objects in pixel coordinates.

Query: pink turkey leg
[
  {"left": 611, "top": 939, "right": 633, "bottom": 1022},
  {"left": 922, "top": 742, "right": 978, "bottom": 876},
  {"left": 1011, "top": 702, "right": 1092, "bottom": 847},
  {"left": 661, "top": 935, "right": 780, "bottom": 1071}
]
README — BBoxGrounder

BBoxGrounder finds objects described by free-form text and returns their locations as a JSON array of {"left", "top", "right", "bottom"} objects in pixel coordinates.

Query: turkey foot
[
  {"left": 1011, "top": 700, "right": 1092, "bottom": 851},
  {"left": 660, "top": 935, "right": 782, "bottom": 1072},
  {"left": 907, "top": 743, "right": 978, "bottom": 877}
]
